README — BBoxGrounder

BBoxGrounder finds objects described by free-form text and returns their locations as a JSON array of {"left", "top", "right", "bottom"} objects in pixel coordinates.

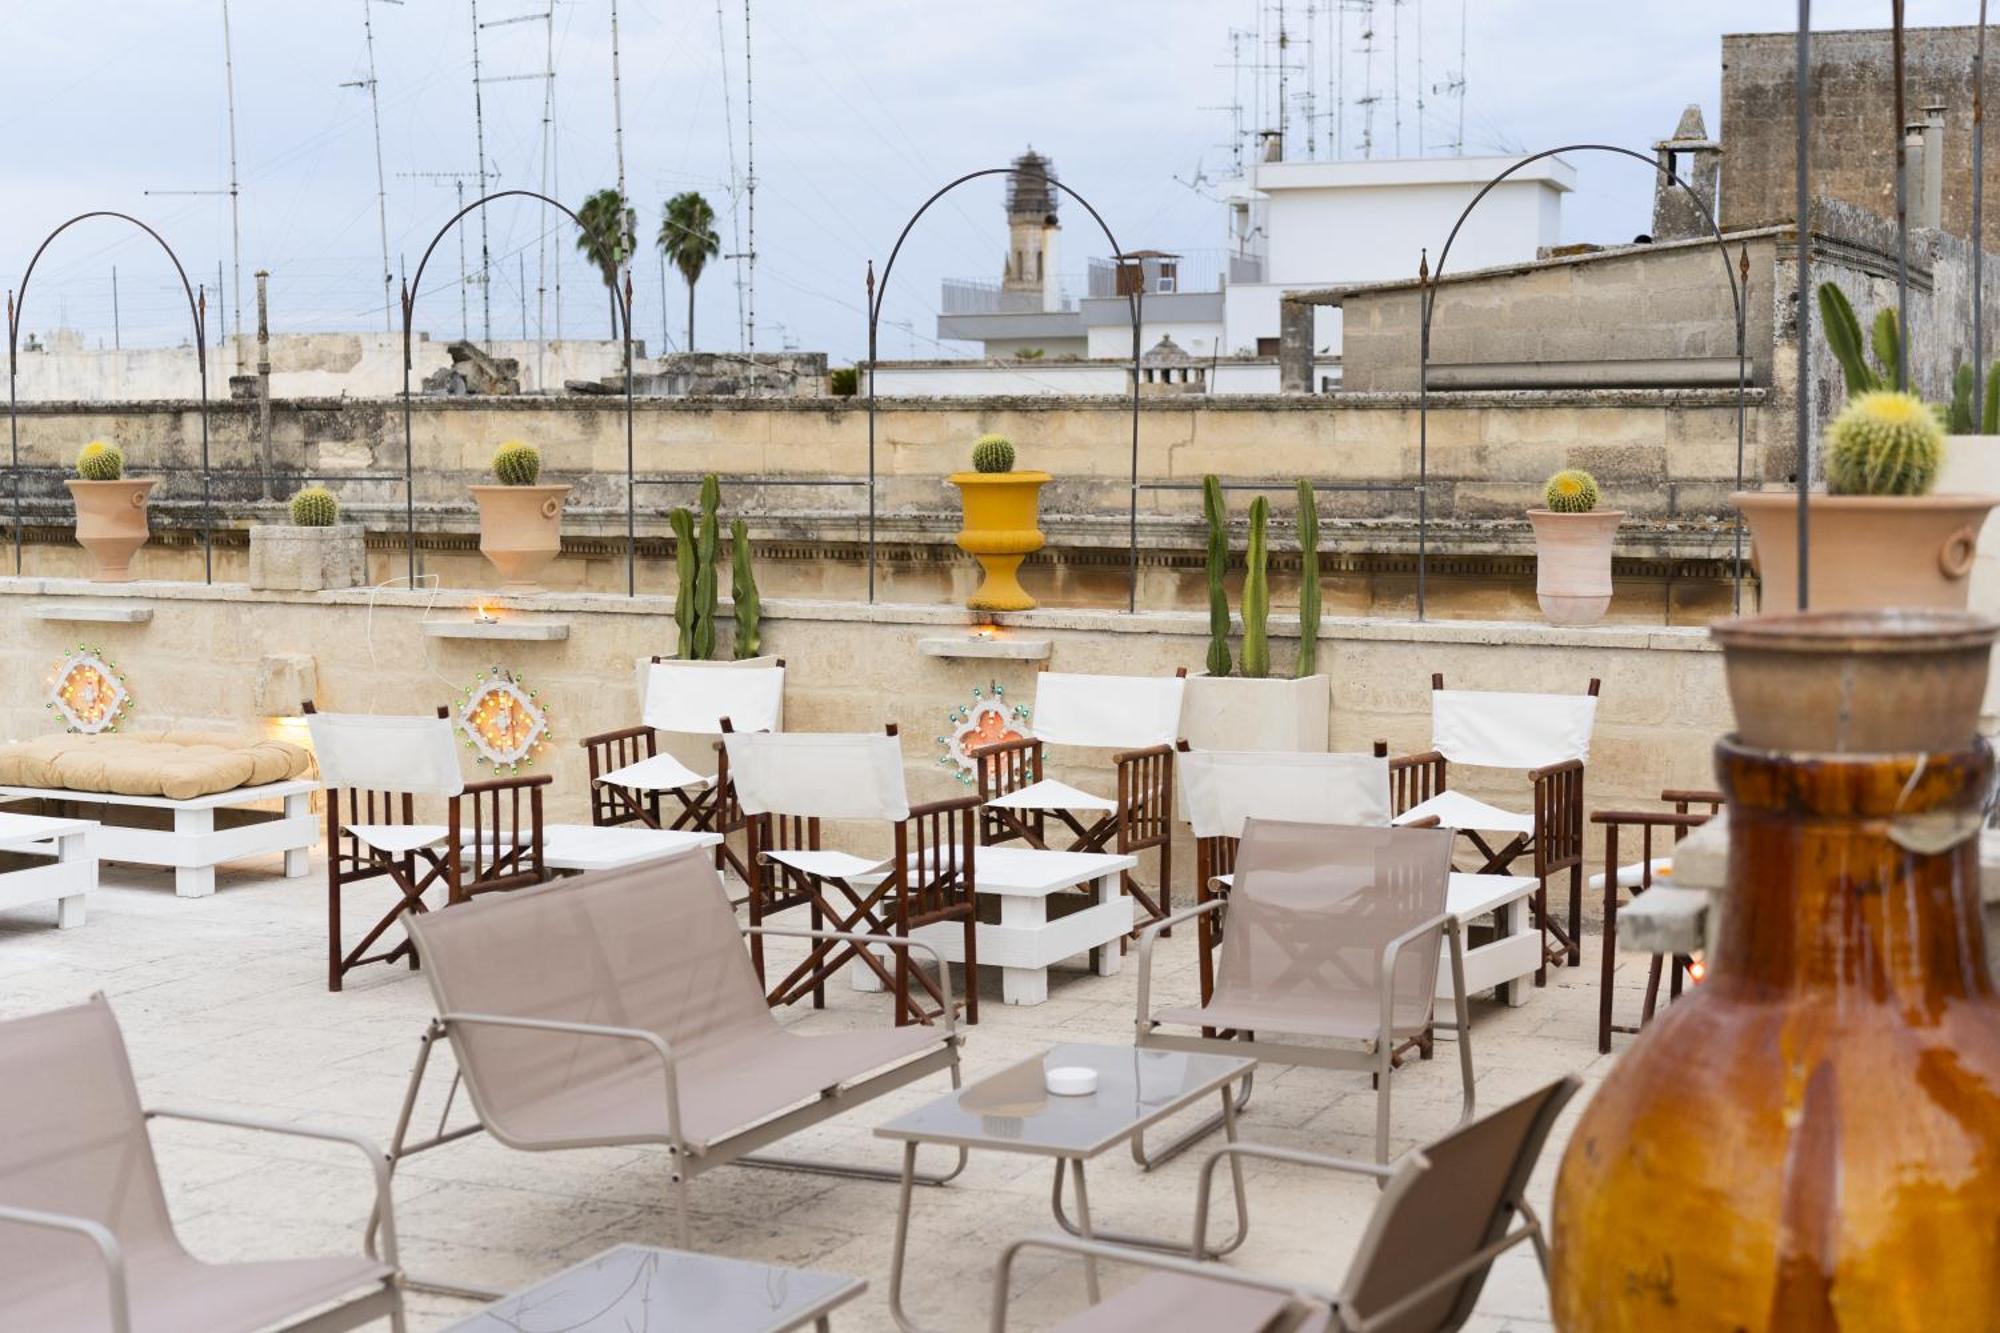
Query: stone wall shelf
[
  {"left": 422, "top": 617, "right": 571, "bottom": 642},
  {"left": 918, "top": 633, "right": 1053, "bottom": 662},
  {"left": 28, "top": 602, "right": 154, "bottom": 625}
]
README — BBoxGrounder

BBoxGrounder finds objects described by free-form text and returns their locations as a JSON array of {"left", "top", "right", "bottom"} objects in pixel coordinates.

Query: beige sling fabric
[
  {"left": 0, "top": 997, "right": 388, "bottom": 1333},
  {"left": 0, "top": 732, "right": 313, "bottom": 801},
  {"left": 408, "top": 854, "right": 938, "bottom": 1151},
  {"left": 1052, "top": 1273, "right": 1328, "bottom": 1332}
]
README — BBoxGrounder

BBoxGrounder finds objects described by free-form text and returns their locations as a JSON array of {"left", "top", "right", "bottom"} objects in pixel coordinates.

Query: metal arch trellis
[
  {"left": 401, "top": 189, "right": 638, "bottom": 594},
  {"left": 865, "top": 168, "right": 1144, "bottom": 610},
  {"left": 1417, "top": 145, "right": 1754, "bottom": 618},
  {"left": 7, "top": 212, "right": 212, "bottom": 581}
]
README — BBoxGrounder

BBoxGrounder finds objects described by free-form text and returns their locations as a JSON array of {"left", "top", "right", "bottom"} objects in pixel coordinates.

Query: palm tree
[
  {"left": 575, "top": 188, "right": 635, "bottom": 338},
  {"left": 659, "top": 192, "right": 722, "bottom": 350}
]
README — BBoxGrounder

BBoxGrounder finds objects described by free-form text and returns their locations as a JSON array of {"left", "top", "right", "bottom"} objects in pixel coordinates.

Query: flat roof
[{"left": 1247, "top": 154, "right": 1577, "bottom": 194}]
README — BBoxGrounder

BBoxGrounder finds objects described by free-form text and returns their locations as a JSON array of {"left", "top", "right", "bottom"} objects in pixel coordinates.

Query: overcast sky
[{"left": 0, "top": 1, "right": 1978, "bottom": 363}]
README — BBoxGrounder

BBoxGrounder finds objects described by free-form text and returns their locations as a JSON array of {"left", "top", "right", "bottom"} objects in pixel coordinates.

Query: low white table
[
  {"left": 854, "top": 846, "right": 1138, "bottom": 1006},
  {"left": 537, "top": 824, "right": 723, "bottom": 874},
  {"left": 1443, "top": 872, "right": 1541, "bottom": 1009},
  {"left": 0, "top": 813, "right": 96, "bottom": 929}
]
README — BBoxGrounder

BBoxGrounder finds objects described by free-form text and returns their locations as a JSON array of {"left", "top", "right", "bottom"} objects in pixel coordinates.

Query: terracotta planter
[
  {"left": 65, "top": 478, "right": 157, "bottom": 582},
  {"left": 1553, "top": 609, "right": 2000, "bottom": 1332},
  {"left": 1935, "top": 436, "right": 2000, "bottom": 727},
  {"left": 1733, "top": 489, "right": 2000, "bottom": 613},
  {"left": 949, "top": 471, "right": 1050, "bottom": 612},
  {"left": 469, "top": 483, "right": 569, "bottom": 591},
  {"left": 1526, "top": 509, "right": 1623, "bottom": 626}
]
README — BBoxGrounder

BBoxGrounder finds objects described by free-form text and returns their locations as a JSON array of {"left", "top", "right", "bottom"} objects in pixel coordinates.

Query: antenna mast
[
  {"left": 469, "top": 0, "right": 494, "bottom": 346},
  {"left": 219, "top": 0, "right": 244, "bottom": 368},
  {"left": 610, "top": 0, "right": 627, "bottom": 197},
  {"left": 1415, "top": 0, "right": 1425, "bottom": 155},
  {"left": 1392, "top": 0, "right": 1402, "bottom": 155},
  {"left": 344, "top": 0, "right": 401, "bottom": 332},
  {"left": 1302, "top": 0, "right": 1317, "bottom": 159},
  {"left": 715, "top": 0, "right": 747, "bottom": 354},
  {"left": 743, "top": 0, "right": 759, "bottom": 392},
  {"left": 1357, "top": 0, "right": 1378, "bottom": 159}
]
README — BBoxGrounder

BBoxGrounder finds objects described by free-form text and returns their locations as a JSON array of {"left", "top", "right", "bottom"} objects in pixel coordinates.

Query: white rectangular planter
[
  {"left": 1179, "top": 673, "right": 1331, "bottom": 752},
  {"left": 1936, "top": 436, "right": 2000, "bottom": 729}
]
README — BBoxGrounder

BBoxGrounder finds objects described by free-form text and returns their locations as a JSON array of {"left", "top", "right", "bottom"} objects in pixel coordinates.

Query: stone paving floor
[{"left": 0, "top": 855, "right": 1658, "bottom": 1332}]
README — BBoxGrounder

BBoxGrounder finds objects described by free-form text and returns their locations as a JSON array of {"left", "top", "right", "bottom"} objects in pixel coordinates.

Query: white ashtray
[{"left": 1045, "top": 1066, "right": 1098, "bottom": 1097}]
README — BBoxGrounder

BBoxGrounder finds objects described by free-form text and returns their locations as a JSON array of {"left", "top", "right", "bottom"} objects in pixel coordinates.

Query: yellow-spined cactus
[
  {"left": 1544, "top": 469, "right": 1600, "bottom": 513},
  {"left": 1826, "top": 390, "right": 1942, "bottom": 496},
  {"left": 289, "top": 485, "right": 339, "bottom": 526},
  {"left": 76, "top": 441, "right": 124, "bottom": 481},
  {"left": 492, "top": 440, "right": 542, "bottom": 486}
]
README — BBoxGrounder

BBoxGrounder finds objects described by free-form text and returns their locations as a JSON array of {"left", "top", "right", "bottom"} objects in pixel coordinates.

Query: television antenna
[{"left": 341, "top": 0, "right": 402, "bottom": 333}]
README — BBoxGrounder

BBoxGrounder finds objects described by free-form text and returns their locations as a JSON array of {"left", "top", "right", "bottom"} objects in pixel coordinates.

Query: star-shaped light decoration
[
  {"left": 46, "top": 647, "right": 130, "bottom": 734},
  {"left": 935, "top": 681, "right": 1033, "bottom": 786},
  {"left": 456, "top": 666, "right": 551, "bottom": 775}
]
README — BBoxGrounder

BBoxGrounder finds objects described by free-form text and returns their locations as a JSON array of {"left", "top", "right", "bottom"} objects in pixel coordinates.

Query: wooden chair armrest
[
  {"left": 907, "top": 793, "right": 985, "bottom": 819},
  {"left": 578, "top": 724, "right": 652, "bottom": 748},
  {"left": 1660, "top": 788, "right": 1725, "bottom": 807},
  {"left": 1401, "top": 814, "right": 1442, "bottom": 829},
  {"left": 1388, "top": 748, "right": 1445, "bottom": 769},
  {"left": 968, "top": 734, "right": 1040, "bottom": 759},
  {"left": 1528, "top": 756, "right": 1586, "bottom": 783},
  {"left": 1590, "top": 809, "right": 1712, "bottom": 831},
  {"left": 1111, "top": 742, "right": 1176, "bottom": 766},
  {"left": 459, "top": 773, "right": 555, "bottom": 796}
]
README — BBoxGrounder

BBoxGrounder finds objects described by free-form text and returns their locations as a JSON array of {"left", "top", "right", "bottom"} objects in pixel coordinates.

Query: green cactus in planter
[
  {"left": 1826, "top": 389, "right": 1943, "bottom": 496},
  {"left": 492, "top": 440, "right": 542, "bottom": 486},
  {"left": 691, "top": 474, "right": 721, "bottom": 661},
  {"left": 971, "top": 433, "right": 1016, "bottom": 473},
  {"left": 1296, "top": 479, "right": 1321, "bottom": 680},
  {"left": 289, "top": 485, "right": 339, "bottom": 526},
  {"left": 669, "top": 507, "right": 700, "bottom": 659},
  {"left": 76, "top": 441, "right": 124, "bottom": 481},
  {"left": 1240, "top": 495, "right": 1272, "bottom": 679},
  {"left": 1544, "top": 469, "right": 1601, "bottom": 513},
  {"left": 1948, "top": 360, "right": 2000, "bottom": 434},
  {"left": 669, "top": 475, "right": 759, "bottom": 660},
  {"left": 731, "top": 517, "right": 763, "bottom": 659},
  {"left": 1201, "top": 474, "right": 1232, "bottom": 678}
]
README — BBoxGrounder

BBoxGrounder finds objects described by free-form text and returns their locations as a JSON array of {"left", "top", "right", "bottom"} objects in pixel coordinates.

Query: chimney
[
  {"left": 1650, "top": 105, "right": 1723, "bottom": 241},
  {"left": 1920, "top": 102, "right": 1947, "bottom": 230}
]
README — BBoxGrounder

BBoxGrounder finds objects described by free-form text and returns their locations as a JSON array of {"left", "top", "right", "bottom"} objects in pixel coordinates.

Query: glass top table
[{"left": 442, "top": 1244, "right": 865, "bottom": 1333}]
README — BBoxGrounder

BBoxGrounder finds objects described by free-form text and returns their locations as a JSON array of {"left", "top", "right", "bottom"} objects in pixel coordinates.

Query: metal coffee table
[
  {"left": 874, "top": 1041, "right": 1254, "bottom": 1333},
  {"left": 443, "top": 1244, "right": 866, "bottom": 1332}
]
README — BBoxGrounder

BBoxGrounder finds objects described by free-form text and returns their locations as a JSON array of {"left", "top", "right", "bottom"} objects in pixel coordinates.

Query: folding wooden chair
[
  {"left": 579, "top": 657, "right": 783, "bottom": 890},
  {"left": 306, "top": 705, "right": 549, "bottom": 992},
  {"left": 726, "top": 724, "right": 983, "bottom": 1026},
  {"left": 972, "top": 668, "right": 1186, "bottom": 933},
  {"left": 1590, "top": 788, "right": 1722, "bottom": 1053},
  {"left": 1387, "top": 674, "right": 1600, "bottom": 986}
]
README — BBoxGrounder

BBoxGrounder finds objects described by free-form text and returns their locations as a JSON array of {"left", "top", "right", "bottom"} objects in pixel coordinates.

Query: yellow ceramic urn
[{"left": 949, "top": 470, "right": 1050, "bottom": 611}]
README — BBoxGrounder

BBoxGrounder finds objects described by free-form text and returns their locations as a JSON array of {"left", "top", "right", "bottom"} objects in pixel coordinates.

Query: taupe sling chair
[
  {"left": 1137, "top": 818, "right": 1474, "bottom": 1166},
  {"left": 380, "top": 852, "right": 964, "bottom": 1293},
  {"left": 990, "top": 1076, "right": 1579, "bottom": 1333},
  {"left": 0, "top": 995, "right": 405, "bottom": 1333}
]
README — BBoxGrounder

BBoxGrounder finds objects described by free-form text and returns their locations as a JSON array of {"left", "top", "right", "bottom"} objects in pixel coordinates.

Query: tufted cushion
[{"left": 0, "top": 732, "right": 314, "bottom": 801}]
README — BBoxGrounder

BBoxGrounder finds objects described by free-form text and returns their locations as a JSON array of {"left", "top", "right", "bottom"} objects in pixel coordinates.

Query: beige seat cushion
[{"left": 0, "top": 732, "right": 314, "bottom": 801}]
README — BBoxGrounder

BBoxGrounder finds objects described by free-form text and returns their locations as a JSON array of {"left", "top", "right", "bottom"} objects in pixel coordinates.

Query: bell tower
[{"left": 1003, "top": 147, "right": 1062, "bottom": 312}]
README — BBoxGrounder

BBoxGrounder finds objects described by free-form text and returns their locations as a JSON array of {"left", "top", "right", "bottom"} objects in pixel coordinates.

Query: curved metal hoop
[
  {"left": 401, "top": 189, "right": 638, "bottom": 592},
  {"left": 866, "top": 168, "right": 1143, "bottom": 609},
  {"left": 7, "top": 212, "right": 212, "bottom": 579},
  {"left": 1418, "top": 145, "right": 1753, "bottom": 616}
]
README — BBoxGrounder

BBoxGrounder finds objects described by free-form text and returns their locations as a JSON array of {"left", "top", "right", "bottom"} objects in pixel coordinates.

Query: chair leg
[
  {"left": 668, "top": 1157, "right": 693, "bottom": 1251},
  {"left": 1567, "top": 860, "right": 1583, "bottom": 968},
  {"left": 386, "top": 1283, "right": 409, "bottom": 1333},
  {"left": 1375, "top": 1043, "right": 1395, "bottom": 1166},
  {"left": 1533, "top": 877, "right": 1550, "bottom": 988},
  {"left": 327, "top": 872, "right": 343, "bottom": 994}
]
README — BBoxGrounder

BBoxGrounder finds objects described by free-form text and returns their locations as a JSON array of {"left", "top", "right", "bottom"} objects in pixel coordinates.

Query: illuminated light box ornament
[
  {"left": 935, "top": 680, "right": 1032, "bottom": 786},
  {"left": 47, "top": 646, "right": 130, "bottom": 734},
  {"left": 456, "top": 666, "right": 551, "bottom": 775}
]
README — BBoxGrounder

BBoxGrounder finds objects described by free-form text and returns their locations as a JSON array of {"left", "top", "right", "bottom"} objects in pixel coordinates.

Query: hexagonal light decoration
[
  {"left": 936, "top": 681, "right": 1032, "bottom": 786},
  {"left": 47, "top": 647, "right": 129, "bottom": 734},
  {"left": 456, "top": 666, "right": 551, "bottom": 775}
]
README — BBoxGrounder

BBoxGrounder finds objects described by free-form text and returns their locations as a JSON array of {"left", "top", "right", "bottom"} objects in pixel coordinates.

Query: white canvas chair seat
[
  {"left": 347, "top": 822, "right": 450, "bottom": 856},
  {"left": 1394, "top": 790, "right": 1534, "bottom": 836},
  {"left": 1047, "top": 1271, "right": 1328, "bottom": 1333},
  {"left": 763, "top": 849, "right": 891, "bottom": 881},
  {"left": 596, "top": 752, "right": 712, "bottom": 794},
  {"left": 1156, "top": 990, "right": 1429, "bottom": 1044},
  {"left": 985, "top": 777, "right": 1118, "bottom": 814}
]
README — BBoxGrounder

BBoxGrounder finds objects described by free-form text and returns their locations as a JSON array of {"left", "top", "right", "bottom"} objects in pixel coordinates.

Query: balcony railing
[{"left": 939, "top": 278, "right": 1077, "bottom": 315}]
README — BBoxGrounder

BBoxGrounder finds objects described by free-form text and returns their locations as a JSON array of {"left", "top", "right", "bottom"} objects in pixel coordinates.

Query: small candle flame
[
  {"left": 1687, "top": 959, "right": 1707, "bottom": 984},
  {"left": 473, "top": 602, "right": 499, "bottom": 624}
]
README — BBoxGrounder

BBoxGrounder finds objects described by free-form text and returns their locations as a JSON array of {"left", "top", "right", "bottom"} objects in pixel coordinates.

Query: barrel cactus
[
  {"left": 972, "top": 433, "right": 1016, "bottom": 473},
  {"left": 288, "top": 485, "right": 339, "bottom": 527},
  {"left": 1544, "top": 470, "right": 1601, "bottom": 514},
  {"left": 76, "top": 441, "right": 124, "bottom": 481},
  {"left": 1826, "top": 389, "right": 1942, "bottom": 497},
  {"left": 491, "top": 440, "right": 542, "bottom": 486}
]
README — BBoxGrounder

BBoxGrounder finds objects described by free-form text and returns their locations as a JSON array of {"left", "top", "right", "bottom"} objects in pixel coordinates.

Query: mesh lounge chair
[
  {"left": 990, "top": 1076, "right": 1579, "bottom": 1333},
  {"left": 306, "top": 706, "right": 549, "bottom": 992},
  {"left": 973, "top": 669, "right": 1186, "bottom": 933},
  {"left": 579, "top": 656, "right": 784, "bottom": 888},
  {"left": 727, "top": 724, "right": 982, "bottom": 1025},
  {"left": 382, "top": 852, "right": 964, "bottom": 1287},
  {"left": 1138, "top": 817, "right": 1473, "bottom": 1166},
  {"left": 0, "top": 995, "right": 405, "bottom": 1333},
  {"left": 1388, "top": 675, "right": 1599, "bottom": 986}
]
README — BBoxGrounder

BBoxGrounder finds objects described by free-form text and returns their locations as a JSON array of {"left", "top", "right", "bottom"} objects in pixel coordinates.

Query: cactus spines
[
  {"left": 289, "top": 485, "right": 339, "bottom": 527},
  {"left": 1295, "top": 479, "right": 1321, "bottom": 680},
  {"left": 692, "top": 474, "right": 721, "bottom": 661},
  {"left": 1201, "top": 474, "right": 1232, "bottom": 678},
  {"left": 1241, "top": 495, "right": 1271, "bottom": 679},
  {"left": 971, "top": 433, "right": 1016, "bottom": 473},
  {"left": 670, "top": 507, "right": 699, "bottom": 659},
  {"left": 1826, "top": 389, "right": 1943, "bottom": 497},
  {"left": 491, "top": 440, "right": 542, "bottom": 486},
  {"left": 731, "top": 517, "right": 763, "bottom": 659},
  {"left": 1543, "top": 469, "right": 1601, "bottom": 514},
  {"left": 76, "top": 441, "right": 124, "bottom": 481}
]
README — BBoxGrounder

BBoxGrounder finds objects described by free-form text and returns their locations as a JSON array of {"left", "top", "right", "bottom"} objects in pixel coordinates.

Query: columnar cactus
[
  {"left": 1240, "top": 495, "right": 1271, "bottom": 679},
  {"left": 1826, "top": 389, "right": 1943, "bottom": 496},
  {"left": 76, "top": 441, "right": 124, "bottom": 481},
  {"left": 491, "top": 440, "right": 542, "bottom": 486},
  {"left": 1295, "top": 479, "right": 1321, "bottom": 680},
  {"left": 1201, "top": 474, "right": 1232, "bottom": 678},
  {"left": 692, "top": 474, "right": 721, "bottom": 661},
  {"left": 669, "top": 507, "right": 700, "bottom": 659},
  {"left": 731, "top": 517, "right": 763, "bottom": 659},
  {"left": 972, "top": 433, "right": 1016, "bottom": 473},
  {"left": 289, "top": 485, "right": 339, "bottom": 526},
  {"left": 1544, "top": 469, "right": 1601, "bottom": 514},
  {"left": 670, "top": 475, "right": 758, "bottom": 661}
]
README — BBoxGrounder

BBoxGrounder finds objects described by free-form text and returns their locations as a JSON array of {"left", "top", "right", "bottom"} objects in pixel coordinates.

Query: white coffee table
[
  {"left": 0, "top": 813, "right": 96, "bottom": 929},
  {"left": 1444, "top": 872, "right": 1541, "bottom": 1009},
  {"left": 538, "top": 824, "right": 723, "bottom": 874}
]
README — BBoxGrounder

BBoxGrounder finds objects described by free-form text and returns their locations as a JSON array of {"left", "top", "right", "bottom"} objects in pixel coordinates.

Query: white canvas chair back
[
  {"left": 1031, "top": 671, "right": 1186, "bottom": 750},
  {"left": 1217, "top": 818, "right": 1454, "bottom": 1036},
  {"left": 307, "top": 711, "right": 464, "bottom": 796},
  {"left": 1180, "top": 750, "right": 1391, "bottom": 840},
  {"left": 723, "top": 731, "right": 910, "bottom": 822},
  {"left": 642, "top": 661, "right": 786, "bottom": 736},
  {"left": 1431, "top": 689, "right": 1596, "bottom": 770}
]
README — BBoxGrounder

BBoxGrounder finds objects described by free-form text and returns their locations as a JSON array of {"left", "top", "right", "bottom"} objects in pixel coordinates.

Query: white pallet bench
[
  {"left": 0, "top": 813, "right": 96, "bottom": 928},
  {"left": 0, "top": 779, "right": 318, "bottom": 899}
]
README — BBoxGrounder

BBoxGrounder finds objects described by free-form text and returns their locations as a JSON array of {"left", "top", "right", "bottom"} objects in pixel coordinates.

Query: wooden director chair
[{"left": 1591, "top": 788, "right": 1722, "bottom": 1052}]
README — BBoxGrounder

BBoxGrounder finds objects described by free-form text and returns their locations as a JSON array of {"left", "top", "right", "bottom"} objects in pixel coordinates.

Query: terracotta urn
[
  {"left": 1527, "top": 509, "right": 1623, "bottom": 626},
  {"left": 65, "top": 478, "right": 157, "bottom": 582},
  {"left": 469, "top": 483, "right": 569, "bottom": 591},
  {"left": 1733, "top": 490, "right": 2000, "bottom": 613},
  {"left": 1552, "top": 609, "right": 2000, "bottom": 1332},
  {"left": 949, "top": 470, "right": 1050, "bottom": 612}
]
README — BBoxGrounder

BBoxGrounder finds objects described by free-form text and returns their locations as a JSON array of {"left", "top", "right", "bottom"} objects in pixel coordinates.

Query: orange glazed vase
[{"left": 1553, "top": 611, "right": 2000, "bottom": 1332}]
